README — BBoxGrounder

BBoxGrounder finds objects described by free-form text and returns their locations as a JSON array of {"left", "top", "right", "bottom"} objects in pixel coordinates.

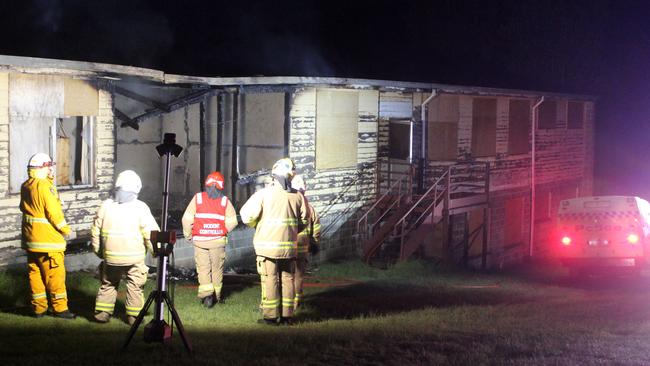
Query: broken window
[
  {"left": 538, "top": 100, "right": 557, "bottom": 129},
  {"left": 55, "top": 117, "right": 94, "bottom": 187},
  {"left": 508, "top": 99, "right": 530, "bottom": 155},
  {"left": 427, "top": 94, "right": 458, "bottom": 161},
  {"left": 471, "top": 98, "right": 497, "bottom": 157},
  {"left": 9, "top": 116, "right": 94, "bottom": 192},
  {"left": 388, "top": 119, "right": 411, "bottom": 160},
  {"left": 315, "top": 89, "right": 358, "bottom": 170},
  {"left": 567, "top": 101, "right": 584, "bottom": 129}
]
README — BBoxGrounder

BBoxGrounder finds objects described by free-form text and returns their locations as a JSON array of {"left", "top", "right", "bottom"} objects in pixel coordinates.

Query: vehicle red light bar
[{"left": 627, "top": 233, "right": 640, "bottom": 244}]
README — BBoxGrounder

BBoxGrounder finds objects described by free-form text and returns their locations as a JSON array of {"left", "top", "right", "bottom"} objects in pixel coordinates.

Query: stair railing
[
  {"left": 357, "top": 165, "right": 413, "bottom": 243},
  {"left": 393, "top": 168, "right": 450, "bottom": 258}
]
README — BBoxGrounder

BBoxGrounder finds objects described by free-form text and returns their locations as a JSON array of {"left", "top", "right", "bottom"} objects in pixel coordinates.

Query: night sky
[{"left": 1, "top": 0, "right": 650, "bottom": 197}]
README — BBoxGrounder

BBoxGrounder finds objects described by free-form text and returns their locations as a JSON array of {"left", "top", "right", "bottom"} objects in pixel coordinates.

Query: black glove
[{"left": 308, "top": 242, "right": 319, "bottom": 255}]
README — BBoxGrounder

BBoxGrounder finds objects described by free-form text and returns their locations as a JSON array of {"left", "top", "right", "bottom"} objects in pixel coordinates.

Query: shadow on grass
[{"left": 298, "top": 280, "right": 526, "bottom": 321}]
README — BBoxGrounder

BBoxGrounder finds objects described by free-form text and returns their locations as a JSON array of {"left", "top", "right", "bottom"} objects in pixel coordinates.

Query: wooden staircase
[{"left": 358, "top": 161, "right": 490, "bottom": 265}]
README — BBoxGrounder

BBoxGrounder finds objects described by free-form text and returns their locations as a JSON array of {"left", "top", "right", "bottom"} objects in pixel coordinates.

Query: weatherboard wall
[{"left": 0, "top": 72, "right": 114, "bottom": 268}]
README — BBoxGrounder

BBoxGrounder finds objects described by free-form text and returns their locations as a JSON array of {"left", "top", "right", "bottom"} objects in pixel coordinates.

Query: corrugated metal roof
[{"left": 0, "top": 55, "right": 597, "bottom": 100}]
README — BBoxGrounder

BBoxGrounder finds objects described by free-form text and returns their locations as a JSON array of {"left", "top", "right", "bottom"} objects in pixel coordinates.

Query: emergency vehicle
[{"left": 556, "top": 196, "right": 650, "bottom": 275}]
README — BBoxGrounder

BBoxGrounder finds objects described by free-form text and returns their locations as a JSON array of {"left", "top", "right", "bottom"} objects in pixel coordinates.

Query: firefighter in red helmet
[{"left": 182, "top": 171, "right": 238, "bottom": 308}]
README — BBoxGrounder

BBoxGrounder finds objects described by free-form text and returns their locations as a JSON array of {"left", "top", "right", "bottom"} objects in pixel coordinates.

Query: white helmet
[
  {"left": 271, "top": 158, "right": 295, "bottom": 179},
  {"left": 115, "top": 170, "right": 142, "bottom": 194},
  {"left": 291, "top": 175, "right": 306, "bottom": 192},
  {"left": 28, "top": 153, "right": 54, "bottom": 168}
]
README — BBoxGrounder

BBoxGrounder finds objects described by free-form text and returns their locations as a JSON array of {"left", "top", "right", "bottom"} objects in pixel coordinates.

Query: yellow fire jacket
[
  {"left": 297, "top": 202, "right": 321, "bottom": 256},
  {"left": 91, "top": 198, "right": 160, "bottom": 266},
  {"left": 20, "top": 175, "right": 71, "bottom": 253},
  {"left": 240, "top": 182, "right": 308, "bottom": 259}
]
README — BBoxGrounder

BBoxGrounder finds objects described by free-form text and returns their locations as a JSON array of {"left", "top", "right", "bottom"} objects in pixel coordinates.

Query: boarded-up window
[
  {"left": 508, "top": 99, "right": 530, "bottom": 154},
  {"left": 538, "top": 100, "right": 557, "bottom": 129},
  {"left": 316, "top": 89, "right": 358, "bottom": 169},
  {"left": 567, "top": 101, "right": 584, "bottom": 129},
  {"left": 427, "top": 94, "right": 458, "bottom": 160},
  {"left": 471, "top": 98, "right": 497, "bottom": 157},
  {"left": 389, "top": 119, "right": 411, "bottom": 160},
  {"left": 535, "top": 188, "right": 551, "bottom": 222},
  {"left": 240, "top": 93, "right": 285, "bottom": 173},
  {"left": 505, "top": 197, "right": 523, "bottom": 245}
]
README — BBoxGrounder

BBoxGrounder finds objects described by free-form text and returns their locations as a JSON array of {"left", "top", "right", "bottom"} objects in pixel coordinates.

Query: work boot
[
  {"left": 215, "top": 294, "right": 224, "bottom": 304},
  {"left": 257, "top": 318, "right": 278, "bottom": 326},
  {"left": 94, "top": 311, "right": 111, "bottom": 323},
  {"left": 33, "top": 312, "right": 46, "bottom": 319},
  {"left": 128, "top": 316, "right": 137, "bottom": 326},
  {"left": 201, "top": 295, "right": 215, "bottom": 308},
  {"left": 279, "top": 317, "right": 294, "bottom": 326},
  {"left": 53, "top": 310, "right": 76, "bottom": 319}
]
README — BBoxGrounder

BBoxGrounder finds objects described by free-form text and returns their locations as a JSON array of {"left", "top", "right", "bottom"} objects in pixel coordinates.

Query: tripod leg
[
  {"left": 163, "top": 292, "right": 193, "bottom": 354},
  {"left": 122, "top": 291, "right": 157, "bottom": 350}
]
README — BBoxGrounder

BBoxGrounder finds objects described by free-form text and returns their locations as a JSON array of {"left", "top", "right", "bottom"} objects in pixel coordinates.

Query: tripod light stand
[{"left": 123, "top": 133, "right": 193, "bottom": 354}]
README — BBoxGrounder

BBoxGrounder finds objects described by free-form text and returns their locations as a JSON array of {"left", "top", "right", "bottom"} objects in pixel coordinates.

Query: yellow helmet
[{"left": 271, "top": 158, "right": 296, "bottom": 179}]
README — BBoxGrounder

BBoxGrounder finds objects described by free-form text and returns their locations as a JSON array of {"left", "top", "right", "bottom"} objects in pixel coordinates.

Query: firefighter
[
  {"left": 240, "top": 158, "right": 307, "bottom": 325},
  {"left": 20, "top": 153, "right": 76, "bottom": 319},
  {"left": 92, "top": 170, "right": 160, "bottom": 324},
  {"left": 182, "top": 171, "right": 237, "bottom": 308},
  {"left": 290, "top": 175, "right": 321, "bottom": 311}
]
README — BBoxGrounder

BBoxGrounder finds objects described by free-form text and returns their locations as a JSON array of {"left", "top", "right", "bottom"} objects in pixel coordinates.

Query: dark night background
[{"left": 1, "top": 0, "right": 649, "bottom": 198}]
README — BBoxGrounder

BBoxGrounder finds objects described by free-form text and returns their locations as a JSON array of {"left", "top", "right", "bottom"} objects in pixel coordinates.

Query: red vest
[{"left": 192, "top": 192, "right": 229, "bottom": 241}]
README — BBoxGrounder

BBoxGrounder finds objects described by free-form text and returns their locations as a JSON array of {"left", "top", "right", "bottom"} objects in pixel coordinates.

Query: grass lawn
[{"left": 2, "top": 259, "right": 650, "bottom": 365}]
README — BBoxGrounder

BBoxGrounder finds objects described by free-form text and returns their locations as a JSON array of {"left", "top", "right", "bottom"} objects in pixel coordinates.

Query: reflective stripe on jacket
[
  {"left": 182, "top": 192, "right": 238, "bottom": 249},
  {"left": 20, "top": 175, "right": 71, "bottom": 253},
  {"left": 192, "top": 193, "right": 228, "bottom": 240},
  {"left": 91, "top": 198, "right": 159, "bottom": 265},
  {"left": 240, "top": 182, "right": 308, "bottom": 259}
]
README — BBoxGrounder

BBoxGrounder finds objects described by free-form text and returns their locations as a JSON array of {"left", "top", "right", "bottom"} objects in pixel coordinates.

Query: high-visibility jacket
[
  {"left": 182, "top": 192, "right": 238, "bottom": 249},
  {"left": 297, "top": 201, "right": 321, "bottom": 256},
  {"left": 20, "top": 175, "right": 71, "bottom": 253},
  {"left": 91, "top": 198, "right": 159, "bottom": 266},
  {"left": 240, "top": 182, "right": 308, "bottom": 259}
]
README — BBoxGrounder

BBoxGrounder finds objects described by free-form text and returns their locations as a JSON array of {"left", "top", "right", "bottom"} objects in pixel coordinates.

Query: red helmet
[{"left": 205, "top": 171, "right": 225, "bottom": 190}]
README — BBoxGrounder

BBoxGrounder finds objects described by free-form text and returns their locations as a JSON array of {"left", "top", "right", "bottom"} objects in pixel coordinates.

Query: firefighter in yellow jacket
[
  {"left": 290, "top": 175, "right": 321, "bottom": 311},
  {"left": 182, "top": 171, "right": 238, "bottom": 308},
  {"left": 92, "top": 170, "right": 160, "bottom": 324},
  {"left": 20, "top": 153, "right": 76, "bottom": 319},
  {"left": 240, "top": 158, "right": 307, "bottom": 325}
]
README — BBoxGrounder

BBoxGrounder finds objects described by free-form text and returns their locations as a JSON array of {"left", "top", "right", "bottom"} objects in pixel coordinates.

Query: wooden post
[
  {"left": 231, "top": 91, "right": 239, "bottom": 204},
  {"left": 199, "top": 100, "right": 206, "bottom": 190}
]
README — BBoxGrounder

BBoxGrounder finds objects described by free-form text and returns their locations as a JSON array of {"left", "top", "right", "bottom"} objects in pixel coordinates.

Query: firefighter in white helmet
[
  {"left": 182, "top": 171, "right": 237, "bottom": 308},
  {"left": 289, "top": 175, "right": 321, "bottom": 311},
  {"left": 240, "top": 158, "right": 307, "bottom": 325},
  {"left": 92, "top": 170, "right": 160, "bottom": 324},
  {"left": 20, "top": 153, "right": 76, "bottom": 319}
]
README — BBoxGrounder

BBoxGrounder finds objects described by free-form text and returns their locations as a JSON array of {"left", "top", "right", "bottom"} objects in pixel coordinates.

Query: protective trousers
[
  {"left": 194, "top": 246, "right": 226, "bottom": 299},
  {"left": 293, "top": 255, "right": 308, "bottom": 310},
  {"left": 256, "top": 256, "right": 295, "bottom": 319},
  {"left": 95, "top": 261, "right": 147, "bottom": 317},
  {"left": 27, "top": 252, "right": 68, "bottom": 314}
]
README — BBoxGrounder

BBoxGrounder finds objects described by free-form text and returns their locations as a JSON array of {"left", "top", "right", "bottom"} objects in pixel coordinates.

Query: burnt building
[{"left": 0, "top": 55, "right": 594, "bottom": 270}]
